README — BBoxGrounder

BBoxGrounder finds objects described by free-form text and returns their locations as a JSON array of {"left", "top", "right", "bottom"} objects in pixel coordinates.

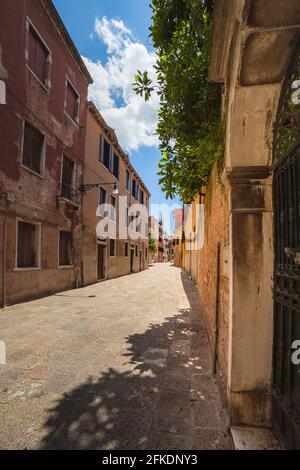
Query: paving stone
[
  {"left": 148, "top": 432, "right": 191, "bottom": 450},
  {"left": 153, "top": 390, "right": 191, "bottom": 435},
  {"left": 192, "top": 429, "right": 233, "bottom": 450},
  {"left": 0, "top": 264, "right": 229, "bottom": 450},
  {"left": 170, "top": 340, "right": 190, "bottom": 357},
  {"left": 191, "top": 374, "right": 219, "bottom": 401},
  {"left": 191, "top": 399, "right": 225, "bottom": 431}
]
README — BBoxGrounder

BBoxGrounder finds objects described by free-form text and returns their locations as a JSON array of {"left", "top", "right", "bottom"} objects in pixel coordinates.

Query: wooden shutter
[
  {"left": 23, "top": 122, "right": 44, "bottom": 174},
  {"left": 28, "top": 26, "right": 48, "bottom": 84},
  {"left": 103, "top": 139, "right": 110, "bottom": 169},
  {"left": 17, "top": 222, "right": 36, "bottom": 268},
  {"left": 100, "top": 187, "right": 107, "bottom": 205},
  {"left": 59, "top": 231, "right": 72, "bottom": 266},
  {"left": 99, "top": 135, "right": 103, "bottom": 162},
  {"left": 66, "top": 82, "right": 78, "bottom": 121},
  {"left": 61, "top": 157, "right": 74, "bottom": 199},
  {"left": 113, "top": 153, "right": 119, "bottom": 179}
]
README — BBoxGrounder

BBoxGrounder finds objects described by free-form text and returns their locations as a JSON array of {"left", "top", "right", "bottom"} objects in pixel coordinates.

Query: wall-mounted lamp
[{"left": 80, "top": 183, "right": 119, "bottom": 196}]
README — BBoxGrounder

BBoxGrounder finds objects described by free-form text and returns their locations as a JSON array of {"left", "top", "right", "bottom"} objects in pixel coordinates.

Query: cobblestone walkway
[{"left": 0, "top": 264, "right": 233, "bottom": 450}]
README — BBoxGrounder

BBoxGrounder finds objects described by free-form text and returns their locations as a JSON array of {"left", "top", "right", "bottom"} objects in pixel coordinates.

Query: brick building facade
[{"left": 0, "top": 0, "right": 93, "bottom": 306}]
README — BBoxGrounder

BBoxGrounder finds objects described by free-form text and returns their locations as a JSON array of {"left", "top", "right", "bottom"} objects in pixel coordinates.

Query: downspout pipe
[
  {"left": 213, "top": 242, "right": 221, "bottom": 376},
  {"left": 2, "top": 193, "right": 8, "bottom": 309}
]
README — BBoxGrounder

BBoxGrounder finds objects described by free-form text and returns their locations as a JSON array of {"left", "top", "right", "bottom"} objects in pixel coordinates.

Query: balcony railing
[{"left": 59, "top": 183, "right": 81, "bottom": 206}]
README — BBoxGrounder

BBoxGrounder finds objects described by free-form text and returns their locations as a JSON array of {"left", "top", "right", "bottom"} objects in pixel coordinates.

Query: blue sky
[{"left": 53, "top": 0, "right": 181, "bottom": 229}]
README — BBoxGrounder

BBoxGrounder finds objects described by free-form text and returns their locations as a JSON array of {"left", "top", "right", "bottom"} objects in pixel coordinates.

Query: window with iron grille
[
  {"left": 61, "top": 156, "right": 75, "bottom": 201},
  {"left": 27, "top": 23, "right": 49, "bottom": 87},
  {"left": 113, "top": 153, "right": 119, "bottom": 179},
  {"left": 17, "top": 221, "right": 40, "bottom": 269},
  {"left": 22, "top": 122, "right": 44, "bottom": 175},
  {"left": 59, "top": 231, "right": 72, "bottom": 266},
  {"left": 110, "top": 239, "right": 116, "bottom": 257},
  {"left": 65, "top": 80, "right": 79, "bottom": 123}
]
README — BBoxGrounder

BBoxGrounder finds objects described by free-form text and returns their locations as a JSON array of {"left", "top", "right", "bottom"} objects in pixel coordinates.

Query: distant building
[
  {"left": 174, "top": 208, "right": 184, "bottom": 231},
  {"left": 82, "top": 102, "right": 150, "bottom": 283}
]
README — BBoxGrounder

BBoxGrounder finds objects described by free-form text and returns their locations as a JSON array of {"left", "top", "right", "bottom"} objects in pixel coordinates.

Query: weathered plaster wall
[{"left": 0, "top": 0, "right": 89, "bottom": 306}]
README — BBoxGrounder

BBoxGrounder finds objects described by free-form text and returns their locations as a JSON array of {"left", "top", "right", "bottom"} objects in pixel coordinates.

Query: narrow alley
[{"left": 0, "top": 264, "right": 232, "bottom": 450}]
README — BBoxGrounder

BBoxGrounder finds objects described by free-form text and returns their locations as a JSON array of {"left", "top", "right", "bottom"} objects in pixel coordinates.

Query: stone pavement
[{"left": 0, "top": 263, "right": 233, "bottom": 450}]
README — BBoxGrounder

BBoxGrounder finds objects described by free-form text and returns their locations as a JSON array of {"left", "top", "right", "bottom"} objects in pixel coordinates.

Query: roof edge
[
  {"left": 43, "top": 0, "right": 93, "bottom": 84},
  {"left": 87, "top": 101, "right": 151, "bottom": 197}
]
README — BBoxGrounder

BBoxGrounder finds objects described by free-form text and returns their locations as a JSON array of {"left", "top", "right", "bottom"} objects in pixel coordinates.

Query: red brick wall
[
  {"left": 0, "top": 0, "right": 90, "bottom": 305},
  {"left": 198, "top": 167, "right": 230, "bottom": 385}
]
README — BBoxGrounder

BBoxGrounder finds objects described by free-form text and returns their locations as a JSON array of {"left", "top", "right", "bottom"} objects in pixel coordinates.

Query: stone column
[{"left": 227, "top": 167, "right": 274, "bottom": 426}]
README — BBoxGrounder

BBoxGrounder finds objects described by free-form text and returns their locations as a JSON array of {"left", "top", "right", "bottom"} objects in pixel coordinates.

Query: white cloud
[{"left": 82, "top": 17, "right": 159, "bottom": 151}]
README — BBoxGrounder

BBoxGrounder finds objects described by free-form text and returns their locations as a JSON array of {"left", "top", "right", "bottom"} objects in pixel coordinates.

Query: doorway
[
  {"left": 130, "top": 248, "right": 134, "bottom": 273},
  {"left": 140, "top": 251, "right": 143, "bottom": 271},
  {"left": 97, "top": 244, "right": 106, "bottom": 281}
]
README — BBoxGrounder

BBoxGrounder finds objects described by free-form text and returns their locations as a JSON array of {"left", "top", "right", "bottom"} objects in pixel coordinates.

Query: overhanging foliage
[{"left": 134, "top": 0, "right": 223, "bottom": 203}]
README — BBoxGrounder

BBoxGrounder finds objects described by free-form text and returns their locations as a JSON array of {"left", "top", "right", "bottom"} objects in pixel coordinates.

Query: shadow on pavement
[{"left": 40, "top": 311, "right": 191, "bottom": 450}]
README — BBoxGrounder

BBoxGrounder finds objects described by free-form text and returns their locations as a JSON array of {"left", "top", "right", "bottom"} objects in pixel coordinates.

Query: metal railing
[{"left": 59, "top": 183, "right": 82, "bottom": 206}]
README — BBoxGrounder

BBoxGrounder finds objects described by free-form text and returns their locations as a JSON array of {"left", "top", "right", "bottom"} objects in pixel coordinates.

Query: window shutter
[
  {"left": 61, "top": 156, "right": 75, "bottom": 199},
  {"left": 109, "top": 145, "right": 113, "bottom": 172},
  {"left": 113, "top": 153, "right": 119, "bottom": 179},
  {"left": 66, "top": 82, "right": 79, "bottom": 122},
  {"left": 23, "top": 122, "right": 44, "bottom": 174},
  {"left": 28, "top": 26, "right": 48, "bottom": 85},
  {"left": 17, "top": 222, "right": 36, "bottom": 268},
  {"left": 99, "top": 135, "right": 103, "bottom": 162}
]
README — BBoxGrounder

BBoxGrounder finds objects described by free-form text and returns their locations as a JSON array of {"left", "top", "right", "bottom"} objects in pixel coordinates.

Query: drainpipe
[
  {"left": 2, "top": 193, "right": 8, "bottom": 309},
  {"left": 213, "top": 242, "right": 221, "bottom": 376}
]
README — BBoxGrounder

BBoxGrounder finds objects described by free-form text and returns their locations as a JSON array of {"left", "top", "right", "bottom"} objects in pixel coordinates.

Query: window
[
  {"left": 22, "top": 122, "right": 44, "bottom": 175},
  {"left": 113, "top": 153, "right": 119, "bottom": 179},
  {"left": 136, "top": 183, "right": 140, "bottom": 201},
  {"left": 27, "top": 22, "right": 50, "bottom": 87},
  {"left": 135, "top": 246, "right": 138, "bottom": 257},
  {"left": 125, "top": 242, "right": 129, "bottom": 257},
  {"left": 132, "top": 179, "right": 136, "bottom": 198},
  {"left": 145, "top": 248, "right": 148, "bottom": 260},
  {"left": 110, "top": 239, "right": 116, "bottom": 257},
  {"left": 65, "top": 80, "right": 79, "bottom": 123},
  {"left": 140, "top": 190, "right": 144, "bottom": 205},
  {"left": 110, "top": 195, "right": 116, "bottom": 222},
  {"left": 99, "top": 187, "right": 107, "bottom": 206},
  {"left": 98, "top": 187, "right": 107, "bottom": 217},
  {"left": 101, "top": 138, "right": 111, "bottom": 170},
  {"left": 126, "top": 170, "right": 130, "bottom": 191},
  {"left": 59, "top": 231, "right": 72, "bottom": 266},
  {"left": 61, "top": 156, "right": 75, "bottom": 201},
  {"left": 17, "top": 221, "right": 40, "bottom": 269}
]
